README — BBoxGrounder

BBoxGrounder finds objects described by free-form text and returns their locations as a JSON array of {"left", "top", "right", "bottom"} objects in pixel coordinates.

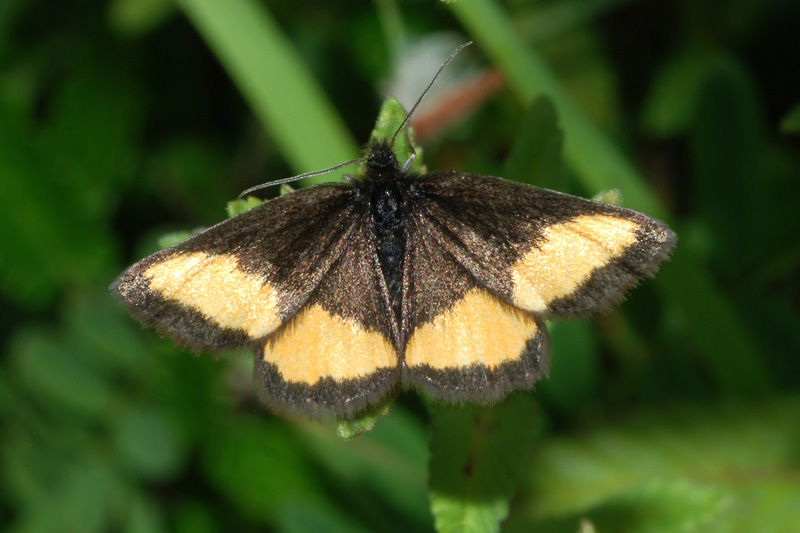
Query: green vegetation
[{"left": 1, "top": 0, "right": 798, "bottom": 532}]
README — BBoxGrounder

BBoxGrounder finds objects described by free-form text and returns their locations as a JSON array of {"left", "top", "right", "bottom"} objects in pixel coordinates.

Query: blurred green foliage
[{"left": 1, "top": 0, "right": 799, "bottom": 532}]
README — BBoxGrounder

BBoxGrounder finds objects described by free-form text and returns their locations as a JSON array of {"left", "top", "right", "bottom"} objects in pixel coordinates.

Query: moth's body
[
  {"left": 113, "top": 139, "right": 675, "bottom": 418},
  {"left": 364, "top": 143, "right": 411, "bottom": 340}
]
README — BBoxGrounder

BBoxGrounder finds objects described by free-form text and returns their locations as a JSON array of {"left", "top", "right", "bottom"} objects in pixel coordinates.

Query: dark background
[{"left": 2, "top": 0, "right": 799, "bottom": 532}]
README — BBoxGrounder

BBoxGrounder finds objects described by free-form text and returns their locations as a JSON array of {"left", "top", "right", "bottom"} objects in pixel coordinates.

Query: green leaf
[
  {"left": 297, "top": 406, "right": 430, "bottom": 527},
  {"left": 641, "top": 48, "right": 720, "bottom": 137},
  {"left": 10, "top": 329, "right": 114, "bottom": 418},
  {"left": 143, "top": 139, "right": 232, "bottom": 223},
  {"left": 157, "top": 230, "right": 197, "bottom": 249},
  {"left": 173, "top": 500, "right": 218, "bottom": 533},
  {"left": 124, "top": 494, "right": 167, "bottom": 533},
  {"left": 226, "top": 196, "right": 264, "bottom": 217},
  {"left": 0, "top": 104, "right": 114, "bottom": 306},
  {"left": 46, "top": 459, "right": 123, "bottom": 533},
  {"left": 690, "top": 54, "right": 767, "bottom": 277},
  {"left": 336, "top": 397, "right": 394, "bottom": 440},
  {"left": 587, "top": 479, "right": 731, "bottom": 533},
  {"left": 517, "top": 0, "right": 636, "bottom": 44},
  {"left": 719, "top": 478, "right": 800, "bottom": 533},
  {"left": 203, "top": 418, "right": 323, "bottom": 523},
  {"left": 537, "top": 320, "right": 598, "bottom": 413},
  {"left": 276, "top": 501, "right": 373, "bottom": 533},
  {"left": 0, "top": 58, "right": 140, "bottom": 305},
  {"left": 108, "top": 0, "right": 176, "bottom": 35},
  {"left": 780, "top": 101, "right": 800, "bottom": 133},
  {"left": 65, "top": 294, "right": 149, "bottom": 374},
  {"left": 516, "top": 479, "right": 732, "bottom": 533},
  {"left": 0, "top": 367, "right": 11, "bottom": 418},
  {"left": 114, "top": 405, "right": 186, "bottom": 481},
  {"left": 518, "top": 397, "right": 800, "bottom": 529},
  {"left": 429, "top": 394, "right": 542, "bottom": 533},
  {"left": 503, "top": 96, "right": 567, "bottom": 190},
  {"left": 37, "top": 62, "right": 142, "bottom": 197}
]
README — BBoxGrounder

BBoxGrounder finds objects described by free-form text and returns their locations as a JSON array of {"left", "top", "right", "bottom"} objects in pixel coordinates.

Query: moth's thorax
[{"left": 365, "top": 140, "right": 403, "bottom": 183}]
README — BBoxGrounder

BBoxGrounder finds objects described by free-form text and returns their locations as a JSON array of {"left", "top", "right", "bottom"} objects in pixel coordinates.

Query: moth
[{"left": 112, "top": 44, "right": 676, "bottom": 418}]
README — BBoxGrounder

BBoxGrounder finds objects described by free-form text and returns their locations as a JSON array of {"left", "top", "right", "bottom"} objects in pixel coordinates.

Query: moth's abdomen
[{"left": 370, "top": 184, "right": 407, "bottom": 322}]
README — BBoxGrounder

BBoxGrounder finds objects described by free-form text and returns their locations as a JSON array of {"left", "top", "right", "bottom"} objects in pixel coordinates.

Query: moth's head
[{"left": 365, "top": 140, "right": 401, "bottom": 181}]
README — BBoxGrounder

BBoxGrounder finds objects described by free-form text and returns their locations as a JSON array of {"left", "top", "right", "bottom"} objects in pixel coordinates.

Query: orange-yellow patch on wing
[
  {"left": 512, "top": 214, "right": 639, "bottom": 312},
  {"left": 144, "top": 252, "right": 280, "bottom": 338},
  {"left": 405, "top": 289, "right": 539, "bottom": 370},
  {"left": 263, "top": 305, "right": 397, "bottom": 385}
]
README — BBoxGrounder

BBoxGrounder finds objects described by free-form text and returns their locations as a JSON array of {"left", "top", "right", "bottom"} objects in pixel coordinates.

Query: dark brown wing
[
  {"left": 255, "top": 213, "right": 401, "bottom": 418},
  {"left": 113, "top": 184, "right": 403, "bottom": 417},
  {"left": 409, "top": 171, "right": 676, "bottom": 318},
  {"left": 400, "top": 192, "right": 549, "bottom": 403},
  {"left": 398, "top": 171, "right": 674, "bottom": 403},
  {"left": 112, "top": 184, "right": 359, "bottom": 351}
]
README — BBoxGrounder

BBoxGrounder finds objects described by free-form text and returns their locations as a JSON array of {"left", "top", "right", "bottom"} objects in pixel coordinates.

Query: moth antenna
[
  {"left": 238, "top": 157, "right": 363, "bottom": 198},
  {"left": 389, "top": 41, "right": 473, "bottom": 150}
]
